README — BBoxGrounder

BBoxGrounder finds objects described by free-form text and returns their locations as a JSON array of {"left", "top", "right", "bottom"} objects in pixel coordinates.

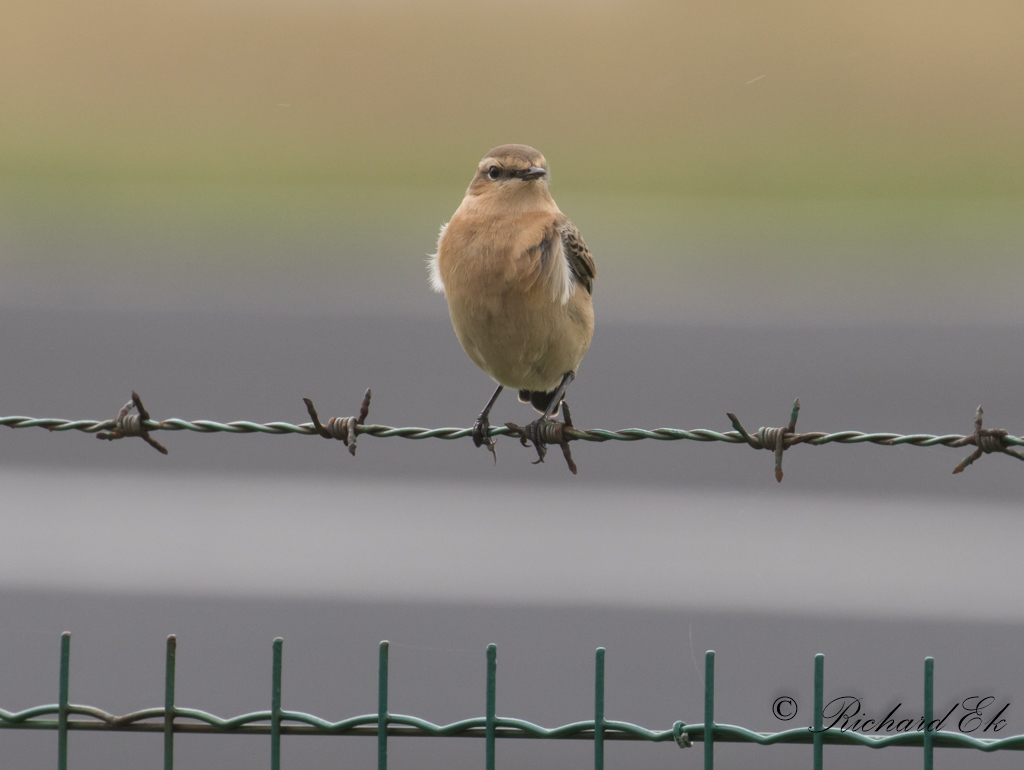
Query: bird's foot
[
  {"left": 521, "top": 418, "right": 551, "bottom": 465},
  {"left": 472, "top": 414, "right": 497, "bottom": 464},
  {"left": 505, "top": 406, "right": 578, "bottom": 475}
]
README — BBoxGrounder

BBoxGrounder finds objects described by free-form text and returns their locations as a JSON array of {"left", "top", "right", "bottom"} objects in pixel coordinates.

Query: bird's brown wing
[
  {"left": 532, "top": 216, "right": 596, "bottom": 303},
  {"left": 558, "top": 220, "right": 596, "bottom": 296}
]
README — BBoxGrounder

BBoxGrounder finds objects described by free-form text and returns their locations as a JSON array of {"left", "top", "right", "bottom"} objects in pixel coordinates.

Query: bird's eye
[{"left": 487, "top": 166, "right": 500, "bottom": 180}]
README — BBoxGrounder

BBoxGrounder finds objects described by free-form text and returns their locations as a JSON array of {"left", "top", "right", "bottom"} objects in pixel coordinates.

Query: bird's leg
[
  {"left": 522, "top": 371, "right": 575, "bottom": 464},
  {"left": 472, "top": 384, "right": 504, "bottom": 463},
  {"left": 543, "top": 372, "right": 574, "bottom": 420}
]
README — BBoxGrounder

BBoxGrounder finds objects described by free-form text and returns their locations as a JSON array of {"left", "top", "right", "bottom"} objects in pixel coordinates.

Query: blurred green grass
[
  {"left": 3, "top": 134, "right": 1021, "bottom": 265},
  {"left": 1, "top": 0, "right": 1022, "bottom": 276}
]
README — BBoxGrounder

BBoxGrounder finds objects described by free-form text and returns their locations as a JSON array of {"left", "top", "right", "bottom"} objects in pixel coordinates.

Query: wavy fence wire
[{"left": 1, "top": 634, "right": 1023, "bottom": 770}]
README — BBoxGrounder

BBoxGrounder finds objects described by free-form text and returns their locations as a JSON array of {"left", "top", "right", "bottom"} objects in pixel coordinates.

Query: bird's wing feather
[
  {"left": 558, "top": 220, "right": 596, "bottom": 296},
  {"left": 532, "top": 218, "right": 596, "bottom": 304},
  {"left": 536, "top": 223, "right": 572, "bottom": 305}
]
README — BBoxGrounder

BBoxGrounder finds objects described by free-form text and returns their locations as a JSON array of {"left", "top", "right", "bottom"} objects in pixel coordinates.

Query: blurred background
[{"left": 1, "top": 0, "right": 1022, "bottom": 767}]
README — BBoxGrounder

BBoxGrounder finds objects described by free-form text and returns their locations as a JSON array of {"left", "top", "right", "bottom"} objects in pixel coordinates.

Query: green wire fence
[
  {"left": 2, "top": 391, "right": 1023, "bottom": 478},
  {"left": 3, "top": 634, "right": 1024, "bottom": 770}
]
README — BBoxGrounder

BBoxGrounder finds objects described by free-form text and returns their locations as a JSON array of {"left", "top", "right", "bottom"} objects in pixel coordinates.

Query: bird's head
[{"left": 467, "top": 144, "right": 551, "bottom": 201}]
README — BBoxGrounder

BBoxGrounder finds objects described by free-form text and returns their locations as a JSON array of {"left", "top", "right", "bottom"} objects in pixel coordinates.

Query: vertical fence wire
[
  {"left": 271, "top": 638, "right": 283, "bottom": 770},
  {"left": 813, "top": 654, "right": 824, "bottom": 770},
  {"left": 594, "top": 648, "right": 605, "bottom": 770},
  {"left": 486, "top": 644, "right": 497, "bottom": 770},
  {"left": 924, "top": 657, "right": 934, "bottom": 770},
  {"left": 378, "top": 641, "right": 389, "bottom": 770},
  {"left": 58, "top": 632, "right": 70, "bottom": 770},
  {"left": 164, "top": 636, "right": 177, "bottom": 770},
  {"left": 703, "top": 650, "right": 714, "bottom": 770}
]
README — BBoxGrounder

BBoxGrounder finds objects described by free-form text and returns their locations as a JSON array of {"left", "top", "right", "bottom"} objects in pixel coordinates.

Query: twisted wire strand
[
  {"left": 3, "top": 414, "right": 1022, "bottom": 449},
  {"left": 4, "top": 393, "right": 1023, "bottom": 480},
  {"left": 2, "top": 704, "right": 1024, "bottom": 750}
]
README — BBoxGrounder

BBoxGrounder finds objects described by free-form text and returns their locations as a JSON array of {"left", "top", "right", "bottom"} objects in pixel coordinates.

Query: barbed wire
[{"left": 2, "top": 390, "right": 1022, "bottom": 479}]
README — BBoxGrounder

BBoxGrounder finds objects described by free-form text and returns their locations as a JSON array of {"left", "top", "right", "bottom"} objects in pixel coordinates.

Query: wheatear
[{"left": 428, "top": 144, "right": 596, "bottom": 465}]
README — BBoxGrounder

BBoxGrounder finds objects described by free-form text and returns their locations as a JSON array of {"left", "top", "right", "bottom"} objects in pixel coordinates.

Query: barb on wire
[
  {"left": 952, "top": 405, "right": 1024, "bottom": 474},
  {"left": 3, "top": 392, "right": 1023, "bottom": 480},
  {"left": 304, "top": 389, "right": 372, "bottom": 457},
  {"left": 94, "top": 391, "right": 168, "bottom": 455},
  {"left": 727, "top": 398, "right": 801, "bottom": 483}
]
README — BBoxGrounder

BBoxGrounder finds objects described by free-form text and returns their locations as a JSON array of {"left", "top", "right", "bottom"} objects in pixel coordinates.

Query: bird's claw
[
  {"left": 472, "top": 414, "right": 497, "bottom": 464},
  {"left": 504, "top": 403, "right": 578, "bottom": 474},
  {"left": 519, "top": 419, "right": 550, "bottom": 464}
]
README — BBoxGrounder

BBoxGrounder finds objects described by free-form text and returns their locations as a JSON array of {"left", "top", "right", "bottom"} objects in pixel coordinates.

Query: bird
[{"left": 428, "top": 144, "right": 596, "bottom": 467}]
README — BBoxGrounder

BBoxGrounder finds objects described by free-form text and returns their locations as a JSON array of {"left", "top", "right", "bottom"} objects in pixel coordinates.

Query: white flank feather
[
  {"left": 552, "top": 236, "right": 575, "bottom": 306},
  {"left": 426, "top": 222, "right": 448, "bottom": 294}
]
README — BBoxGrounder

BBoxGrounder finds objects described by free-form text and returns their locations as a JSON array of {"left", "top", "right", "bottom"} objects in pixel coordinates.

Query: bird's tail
[{"left": 518, "top": 389, "right": 562, "bottom": 415}]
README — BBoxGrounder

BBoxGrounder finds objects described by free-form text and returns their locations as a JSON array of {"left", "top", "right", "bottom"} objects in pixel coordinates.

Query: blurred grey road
[
  {"left": 1, "top": 468, "right": 1022, "bottom": 622},
  {"left": 1, "top": 307, "right": 1023, "bottom": 769}
]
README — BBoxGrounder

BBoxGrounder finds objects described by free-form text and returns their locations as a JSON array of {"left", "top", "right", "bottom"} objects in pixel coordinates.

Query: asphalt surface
[
  {"left": 1, "top": 306, "right": 1022, "bottom": 769},
  {"left": 2, "top": 468, "right": 1023, "bottom": 622}
]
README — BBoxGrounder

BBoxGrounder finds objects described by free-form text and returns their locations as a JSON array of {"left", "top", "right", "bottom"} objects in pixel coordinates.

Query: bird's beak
[{"left": 520, "top": 166, "right": 547, "bottom": 181}]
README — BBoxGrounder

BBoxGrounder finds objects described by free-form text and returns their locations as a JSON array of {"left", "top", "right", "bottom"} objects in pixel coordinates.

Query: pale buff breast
[{"left": 434, "top": 202, "right": 595, "bottom": 392}]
